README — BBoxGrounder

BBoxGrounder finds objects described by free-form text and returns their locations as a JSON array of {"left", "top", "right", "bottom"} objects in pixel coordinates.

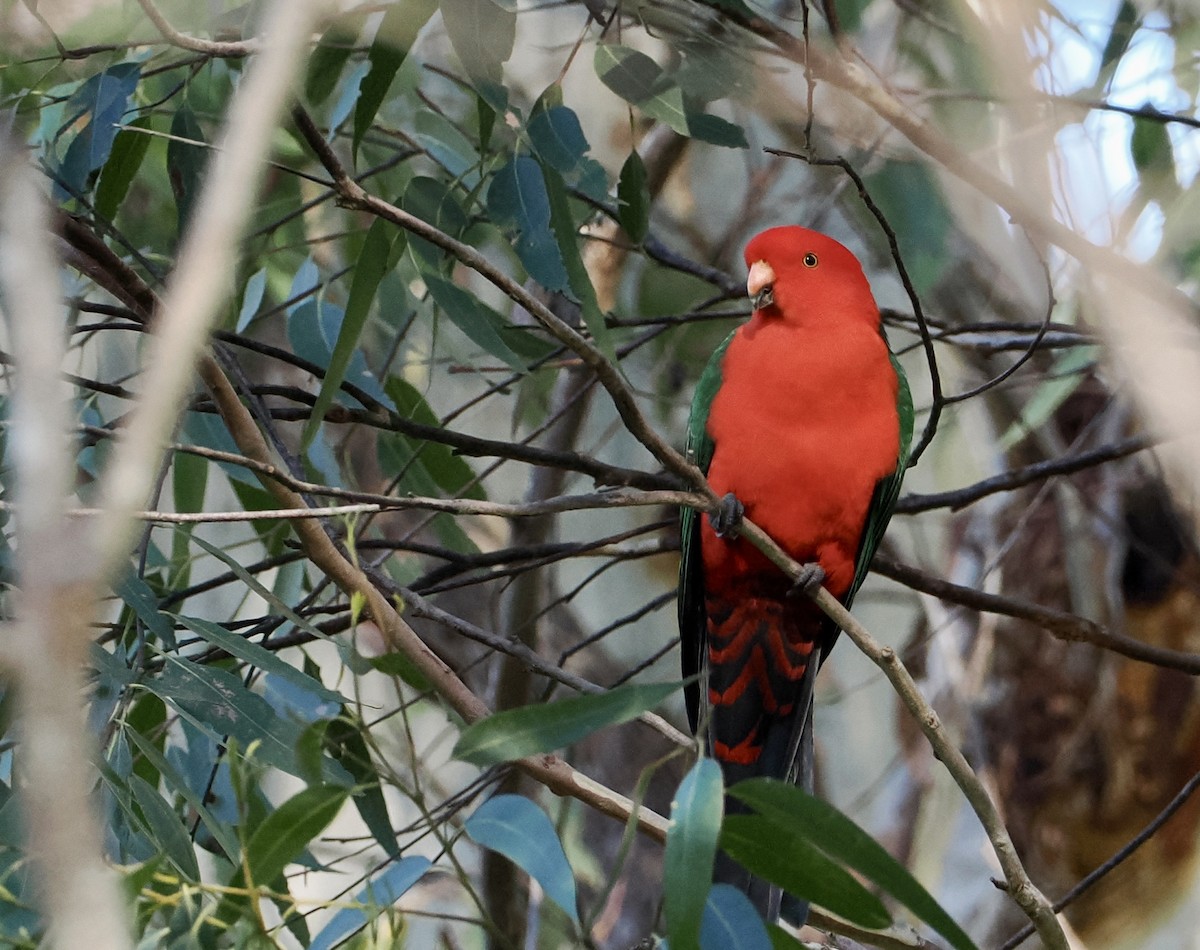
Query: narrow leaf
[
  {"left": 539, "top": 163, "right": 613, "bottom": 360},
  {"left": 325, "top": 714, "right": 400, "bottom": 858},
  {"left": 701, "top": 884, "right": 772, "bottom": 950},
  {"left": 465, "top": 795, "right": 578, "bottom": 923},
  {"left": 440, "top": 0, "right": 516, "bottom": 88},
  {"left": 236, "top": 267, "right": 268, "bottom": 332},
  {"left": 115, "top": 574, "right": 177, "bottom": 650},
  {"left": 720, "top": 814, "right": 890, "bottom": 929},
  {"left": 594, "top": 45, "right": 746, "bottom": 148},
  {"left": 56, "top": 62, "right": 141, "bottom": 199},
  {"left": 94, "top": 117, "right": 153, "bottom": 220},
  {"left": 617, "top": 150, "right": 649, "bottom": 242},
  {"left": 352, "top": 0, "right": 438, "bottom": 155},
  {"left": 305, "top": 21, "right": 363, "bottom": 106},
  {"left": 129, "top": 774, "right": 201, "bottom": 881},
  {"left": 244, "top": 785, "right": 347, "bottom": 885},
  {"left": 453, "top": 681, "right": 680, "bottom": 765},
  {"left": 487, "top": 156, "right": 570, "bottom": 292},
  {"left": 424, "top": 273, "right": 555, "bottom": 371},
  {"left": 665, "top": 759, "right": 723, "bottom": 950},
  {"left": 309, "top": 857, "right": 431, "bottom": 950},
  {"left": 303, "top": 218, "right": 394, "bottom": 446},
  {"left": 124, "top": 727, "right": 241, "bottom": 861},
  {"left": 730, "top": 779, "right": 977, "bottom": 950},
  {"left": 167, "top": 105, "right": 207, "bottom": 233},
  {"left": 175, "top": 614, "right": 347, "bottom": 705}
]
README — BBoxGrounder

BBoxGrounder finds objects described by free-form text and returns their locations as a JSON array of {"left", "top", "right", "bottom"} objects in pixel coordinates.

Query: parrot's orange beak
[{"left": 747, "top": 260, "right": 776, "bottom": 311}]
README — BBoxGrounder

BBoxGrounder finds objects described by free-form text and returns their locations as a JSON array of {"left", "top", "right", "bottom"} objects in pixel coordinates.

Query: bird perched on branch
[{"left": 678, "top": 225, "right": 912, "bottom": 921}]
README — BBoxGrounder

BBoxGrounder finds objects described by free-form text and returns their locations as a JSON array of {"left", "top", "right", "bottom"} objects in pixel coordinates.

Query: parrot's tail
[{"left": 711, "top": 668, "right": 819, "bottom": 927}]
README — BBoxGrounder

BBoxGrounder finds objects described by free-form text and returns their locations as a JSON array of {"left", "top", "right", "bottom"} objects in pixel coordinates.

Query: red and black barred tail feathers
[{"left": 704, "top": 590, "right": 821, "bottom": 774}]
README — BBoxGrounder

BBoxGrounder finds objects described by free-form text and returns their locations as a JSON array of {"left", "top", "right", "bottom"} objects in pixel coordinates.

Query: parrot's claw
[
  {"left": 788, "top": 562, "right": 826, "bottom": 597},
  {"left": 708, "top": 493, "right": 745, "bottom": 539}
]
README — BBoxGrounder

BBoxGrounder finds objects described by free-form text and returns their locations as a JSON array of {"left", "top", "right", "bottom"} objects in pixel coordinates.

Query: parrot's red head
[{"left": 744, "top": 226, "right": 877, "bottom": 326}]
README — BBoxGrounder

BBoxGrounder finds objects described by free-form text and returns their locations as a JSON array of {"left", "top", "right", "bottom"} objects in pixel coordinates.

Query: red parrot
[{"left": 678, "top": 225, "right": 913, "bottom": 919}]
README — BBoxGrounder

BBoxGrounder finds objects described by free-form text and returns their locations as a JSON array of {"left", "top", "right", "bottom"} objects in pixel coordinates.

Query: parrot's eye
[{"left": 803, "top": 253, "right": 818, "bottom": 268}]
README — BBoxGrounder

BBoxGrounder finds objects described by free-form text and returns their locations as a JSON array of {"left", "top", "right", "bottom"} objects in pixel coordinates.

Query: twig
[
  {"left": 998, "top": 767, "right": 1200, "bottom": 949},
  {"left": 894, "top": 435, "right": 1152, "bottom": 514},
  {"left": 733, "top": 519, "right": 1069, "bottom": 949},
  {"left": 873, "top": 553, "right": 1200, "bottom": 675},
  {"left": 289, "top": 106, "right": 715, "bottom": 500},
  {"left": 5, "top": 488, "right": 703, "bottom": 525},
  {"left": 137, "top": 0, "right": 261, "bottom": 56}
]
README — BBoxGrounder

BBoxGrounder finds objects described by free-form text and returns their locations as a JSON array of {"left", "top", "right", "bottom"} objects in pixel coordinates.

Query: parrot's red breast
[{"left": 699, "top": 227, "right": 901, "bottom": 766}]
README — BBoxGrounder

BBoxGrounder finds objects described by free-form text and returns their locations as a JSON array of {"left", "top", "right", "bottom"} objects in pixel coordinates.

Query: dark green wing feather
[
  {"left": 679, "top": 331, "right": 734, "bottom": 731},
  {"left": 847, "top": 348, "right": 914, "bottom": 604}
]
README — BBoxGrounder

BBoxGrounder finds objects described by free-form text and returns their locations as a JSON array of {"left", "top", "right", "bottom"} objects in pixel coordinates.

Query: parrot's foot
[
  {"left": 788, "top": 562, "right": 826, "bottom": 597},
  {"left": 708, "top": 493, "right": 744, "bottom": 539}
]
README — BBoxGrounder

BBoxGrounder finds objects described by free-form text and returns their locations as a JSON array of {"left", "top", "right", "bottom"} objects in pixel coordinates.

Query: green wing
[
  {"left": 678, "top": 331, "right": 734, "bottom": 732},
  {"left": 847, "top": 348, "right": 914, "bottom": 604}
]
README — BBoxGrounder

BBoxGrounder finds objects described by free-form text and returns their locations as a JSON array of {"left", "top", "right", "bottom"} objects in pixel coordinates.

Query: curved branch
[{"left": 872, "top": 554, "right": 1200, "bottom": 675}]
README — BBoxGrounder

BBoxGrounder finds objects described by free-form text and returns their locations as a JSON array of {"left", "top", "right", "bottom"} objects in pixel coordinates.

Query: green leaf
[
  {"left": 999, "top": 343, "right": 1099, "bottom": 450},
  {"left": 487, "top": 156, "right": 570, "bottom": 292},
  {"left": 617, "top": 150, "right": 650, "bottom": 243},
  {"left": 305, "top": 21, "right": 363, "bottom": 106},
  {"left": 453, "top": 681, "right": 680, "bottom": 765},
  {"left": 1130, "top": 110, "right": 1177, "bottom": 199},
  {"left": 129, "top": 774, "right": 201, "bottom": 881},
  {"left": 94, "top": 117, "right": 152, "bottom": 220},
  {"left": 245, "top": 785, "right": 347, "bottom": 884},
  {"left": 701, "top": 884, "right": 772, "bottom": 950},
  {"left": 175, "top": 614, "right": 346, "bottom": 706},
  {"left": 236, "top": 266, "right": 268, "bottom": 332},
  {"left": 665, "top": 759, "right": 723, "bottom": 950},
  {"left": 594, "top": 44, "right": 747, "bottom": 148},
  {"left": 309, "top": 857, "right": 431, "bottom": 950},
  {"left": 303, "top": 218, "right": 394, "bottom": 447},
  {"left": 56, "top": 62, "right": 141, "bottom": 200},
  {"left": 402, "top": 176, "right": 468, "bottom": 269},
  {"left": 864, "top": 160, "right": 949, "bottom": 294},
  {"left": 539, "top": 163, "right": 612, "bottom": 361},
  {"left": 383, "top": 375, "right": 483, "bottom": 500},
  {"left": 325, "top": 714, "right": 399, "bottom": 858},
  {"left": 465, "top": 795, "right": 578, "bottom": 923},
  {"left": 440, "top": 0, "right": 516, "bottom": 92},
  {"left": 730, "top": 778, "right": 978, "bottom": 950},
  {"left": 124, "top": 726, "right": 241, "bottom": 862},
  {"left": 594, "top": 43, "right": 666, "bottom": 105},
  {"left": 528, "top": 104, "right": 607, "bottom": 199},
  {"left": 352, "top": 0, "right": 437, "bottom": 156},
  {"left": 213, "top": 785, "right": 349, "bottom": 925},
  {"left": 146, "top": 657, "right": 350, "bottom": 786},
  {"left": 115, "top": 574, "right": 177, "bottom": 650},
  {"left": 424, "top": 272, "right": 556, "bottom": 371},
  {"left": 720, "top": 813, "right": 890, "bottom": 929},
  {"left": 410, "top": 109, "right": 481, "bottom": 180},
  {"left": 168, "top": 104, "right": 207, "bottom": 234}
]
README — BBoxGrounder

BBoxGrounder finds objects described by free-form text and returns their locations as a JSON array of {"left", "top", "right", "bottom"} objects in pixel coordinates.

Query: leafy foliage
[{"left": 1, "top": 1, "right": 1197, "bottom": 948}]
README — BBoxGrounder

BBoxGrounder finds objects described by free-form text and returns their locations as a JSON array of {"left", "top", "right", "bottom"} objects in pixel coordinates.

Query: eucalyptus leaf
[
  {"left": 665, "top": 759, "right": 723, "bottom": 950},
  {"left": 453, "top": 681, "right": 680, "bottom": 765},
  {"left": 730, "top": 778, "right": 977, "bottom": 950},
  {"left": 465, "top": 795, "right": 578, "bottom": 923},
  {"left": 487, "top": 156, "right": 570, "bottom": 292},
  {"left": 701, "top": 884, "right": 772, "bottom": 950},
  {"left": 309, "top": 857, "right": 432, "bottom": 950}
]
